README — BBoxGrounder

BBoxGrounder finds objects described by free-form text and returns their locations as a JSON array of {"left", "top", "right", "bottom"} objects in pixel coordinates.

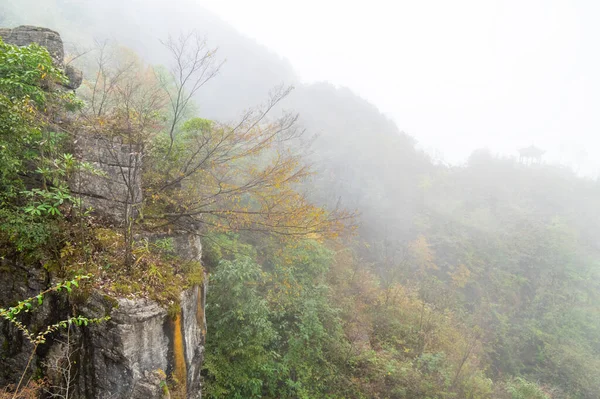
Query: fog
[
  {"left": 203, "top": 0, "right": 600, "bottom": 176},
  {"left": 5, "top": 1, "right": 598, "bottom": 175}
]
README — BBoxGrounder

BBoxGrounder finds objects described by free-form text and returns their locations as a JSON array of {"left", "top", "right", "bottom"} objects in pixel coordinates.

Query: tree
[
  {"left": 78, "top": 43, "right": 167, "bottom": 266},
  {"left": 202, "top": 237, "right": 349, "bottom": 399},
  {"left": 148, "top": 35, "right": 352, "bottom": 238},
  {"left": 158, "top": 32, "right": 223, "bottom": 156},
  {"left": 202, "top": 257, "right": 277, "bottom": 399},
  {"left": 144, "top": 84, "right": 351, "bottom": 238},
  {"left": 78, "top": 37, "right": 352, "bottom": 256}
]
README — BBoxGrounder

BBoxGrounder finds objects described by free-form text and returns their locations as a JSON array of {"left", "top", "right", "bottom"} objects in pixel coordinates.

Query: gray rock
[
  {"left": 78, "top": 294, "right": 170, "bottom": 398},
  {"left": 76, "top": 162, "right": 142, "bottom": 202},
  {"left": 0, "top": 25, "right": 64, "bottom": 65},
  {"left": 74, "top": 134, "right": 143, "bottom": 166},
  {"left": 64, "top": 64, "right": 83, "bottom": 89},
  {"left": 71, "top": 134, "right": 143, "bottom": 224},
  {"left": 181, "top": 285, "right": 206, "bottom": 398},
  {"left": 78, "top": 283, "right": 206, "bottom": 399},
  {"left": 173, "top": 234, "right": 203, "bottom": 264},
  {"left": 0, "top": 25, "right": 82, "bottom": 89},
  {"left": 132, "top": 370, "right": 170, "bottom": 399}
]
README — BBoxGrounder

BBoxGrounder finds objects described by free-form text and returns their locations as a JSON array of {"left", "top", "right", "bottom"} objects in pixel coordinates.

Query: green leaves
[
  {"left": 203, "top": 257, "right": 277, "bottom": 398},
  {"left": 0, "top": 38, "right": 80, "bottom": 224},
  {"left": 0, "top": 39, "right": 88, "bottom": 263},
  {"left": 0, "top": 38, "right": 66, "bottom": 103},
  {"left": 203, "top": 239, "right": 346, "bottom": 399},
  {"left": 0, "top": 275, "right": 108, "bottom": 348},
  {"left": 21, "top": 186, "right": 76, "bottom": 217},
  {"left": 505, "top": 377, "right": 550, "bottom": 399}
]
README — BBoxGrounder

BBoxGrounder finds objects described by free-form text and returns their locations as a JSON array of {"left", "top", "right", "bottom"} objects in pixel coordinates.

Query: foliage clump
[{"left": 0, "top": 38, "right": 81, "bottom": 261}]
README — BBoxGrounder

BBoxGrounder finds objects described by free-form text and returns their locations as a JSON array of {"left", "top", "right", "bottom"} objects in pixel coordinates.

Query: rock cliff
[
  {"left": 0, "top": 26, "right": 207, "bottom": 399},
  {"left": 76, "top": 246, "right": 206, "bottom": 399}
]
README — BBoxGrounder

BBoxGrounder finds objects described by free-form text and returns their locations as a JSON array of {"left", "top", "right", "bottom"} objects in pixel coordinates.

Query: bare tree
[
  {"left": 76, "top": 36, "right": 351, "bottom": 268},
  {"left": 144, "top": 84, "right": 351, "bottom": 238},
  {"left": 43, "top": 326, "right": 78, "bottom": 399},
  {"left": 77, "top": 42, "right": 167, "bottom": 267},
  {"left": 158, "top": 32, "right": 223, "bottom": 156}
]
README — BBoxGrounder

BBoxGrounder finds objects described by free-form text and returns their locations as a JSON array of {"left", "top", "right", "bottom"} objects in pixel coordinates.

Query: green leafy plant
[
  {"left": 0, "top": 39, "right": 79, "bottom": 195},
  {"left": 505, "top": 377, "right": 550, "bottom": 399},
  {"left": 21, "top": 187, "right": 75, "bottom": 217}
]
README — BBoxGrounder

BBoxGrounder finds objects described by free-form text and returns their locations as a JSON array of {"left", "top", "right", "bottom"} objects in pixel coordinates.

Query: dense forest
[{"left": 2, "top": 2, "right": 600, "bottom": 399}]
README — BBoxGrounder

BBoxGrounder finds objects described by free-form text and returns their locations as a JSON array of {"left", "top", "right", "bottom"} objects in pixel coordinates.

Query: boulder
[{"left": 65, "top": 64, "right": 83, "bottom": 89}]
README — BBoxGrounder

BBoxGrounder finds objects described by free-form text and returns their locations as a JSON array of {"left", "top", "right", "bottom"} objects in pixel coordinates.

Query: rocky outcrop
[
  {"left": 79, "top": 294, "right": 171, "bottom": 399},
  {"left": 72, "top": 234, "right": 206, "bottom": 399},
  {"left": 181, "top": 284, "right": 206, "bottom": 397},
  {"left": 0, "top": 26, "right": 208, "bottom": 398},
  {"left": 0, "top": 26, "right": 64, "bottom": 65},
  {"left": 0, "top": 246, "right": 207, "bottom": 399},
  {"left": 77, "top": 280, "right": 206, "bottom": 399},
  {"left": 1, "top": 26, "right": 140, "bottom": 222},
  {"left": 0, "top": 26, "right": 133, "bottom": 223},
  {"left": 72, "top": 134, "right": 143, "bottom": 223},
  {"left": 0, "top": 25, "right": 82, "bottom": 90}
]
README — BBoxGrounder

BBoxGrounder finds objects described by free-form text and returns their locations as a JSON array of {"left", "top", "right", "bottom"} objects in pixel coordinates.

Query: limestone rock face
[
  {"left": 72, "top": 134, "right": 143, "bottom": 223},
  {"left": 181, "top": 285, "right": 206, "bottom": 398},
  {"left": 72, "top": 232, "right": 206, "bottom": 398},
  {"left": 0, "top": 25, "right": 81, "bottom": 89},
  {"left": 0, "top": 256, "right": 207, "bottom": 399},
  {"left": 0, "top": 259, "right": 54, "bottom": 386},
  {"left": 172, "top": 233, "right": 203, "bottom": 264},
  {"left": 77, "top": 294, "right": 170, "bottom": 399},
  {"left": 78, "top": 282, "right": 207, "bottom": 399}
]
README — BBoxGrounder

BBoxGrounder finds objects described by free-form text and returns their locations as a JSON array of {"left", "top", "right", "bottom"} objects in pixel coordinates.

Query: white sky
[{"left": 201, "top": 0, "right": 600, "bottom": 175}]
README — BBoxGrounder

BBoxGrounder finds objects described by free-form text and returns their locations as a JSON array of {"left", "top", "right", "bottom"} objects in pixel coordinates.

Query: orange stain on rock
[{"left": 172, "top": 312, "right": 187, "bottom": 392}]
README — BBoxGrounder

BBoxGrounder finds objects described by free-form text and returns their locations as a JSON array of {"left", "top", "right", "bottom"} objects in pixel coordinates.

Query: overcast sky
[{"left": 201, "top": 0, "right": 600, "bottom": 175}]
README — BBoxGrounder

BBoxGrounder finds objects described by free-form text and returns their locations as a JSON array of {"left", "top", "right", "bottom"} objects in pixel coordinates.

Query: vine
[{"left": 0, "top": 275, "right": 109, "bottom": 398}]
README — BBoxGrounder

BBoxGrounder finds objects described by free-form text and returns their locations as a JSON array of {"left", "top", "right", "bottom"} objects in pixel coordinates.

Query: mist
[
  {"left": 205, "top": 0, "right": 600, "bottom": 176},
  {"left": 5, "top": 0, "right": 600, "bottom": 176}
]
